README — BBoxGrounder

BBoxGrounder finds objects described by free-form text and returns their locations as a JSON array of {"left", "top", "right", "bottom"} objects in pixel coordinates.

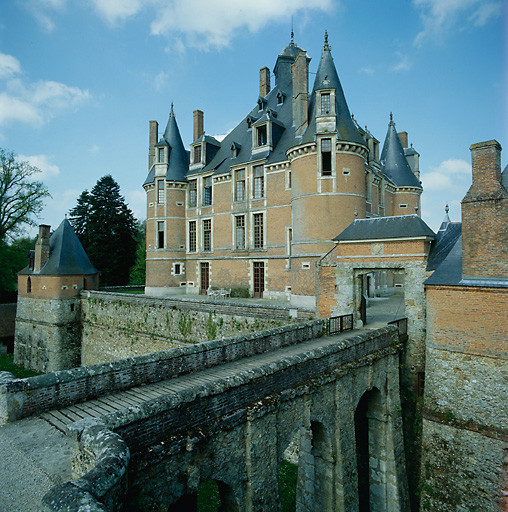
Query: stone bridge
[{"left": 0, "top": 320, "right": 409, "bottom": 512}]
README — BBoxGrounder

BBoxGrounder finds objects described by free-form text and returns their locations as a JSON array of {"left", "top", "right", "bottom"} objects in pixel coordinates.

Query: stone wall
[
  {"left": 1, "top": 320, "right": 325, "bottom": 423},
  {"left": 81, "top": 291, "right": 299, "bottom": 365}
]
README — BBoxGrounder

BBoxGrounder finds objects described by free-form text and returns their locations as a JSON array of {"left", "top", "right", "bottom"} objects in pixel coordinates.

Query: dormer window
[
  {"left": 246, "top": 116, "right": 255, "bottom": 129},
  {"left": 277, "top": 92, "right": 285, "bottom": 105},
  {"left": 193, "top": 145, "right": 202, "bottom": 164},
  {"left": 321, "top": 93, "right": 331, "bottom": 115},
  {"left": 158, "top": 147, "right": 165, "bottom": 163},
  {"left": 257, "top": 97, "right": 267, "bottom": 111},
  {"left": 231, "top": 142, "right": 241, "bottom": 158},
  {"left": 257, "top": 125, "right": 267, "bottom": 146}
]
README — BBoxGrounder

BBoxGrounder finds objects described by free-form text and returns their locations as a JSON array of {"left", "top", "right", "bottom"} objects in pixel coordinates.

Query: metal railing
[
  {"left": 328, "top": 314, "right": 354, "bottom": 335},
  {"left": 388, "top": 317, "right": 408, "bottom": 342}
]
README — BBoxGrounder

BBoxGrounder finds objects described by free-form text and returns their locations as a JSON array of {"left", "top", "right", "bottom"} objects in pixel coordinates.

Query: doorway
[
  {"left": 200, "top": 262, "right": 209, "bottom": 295},
  {"left": 253, "top": 262, "right": 264, "bottom": 298}
]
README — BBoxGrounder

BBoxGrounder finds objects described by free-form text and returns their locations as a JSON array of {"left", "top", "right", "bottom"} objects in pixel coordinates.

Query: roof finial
[
  {"left": 445, "top": 203, "right": 449, "bottom": 214},
  {"left": 170, "top": 102, "right": 174, "bottom": 116},
  {"left": 323, "top": 30, "right": 331, "bottom": 50},
  {"left": 291, "top": 17, "right": 294, "bottom": 44},
  {"left": 390, "top": 111, "right": 393, "bottom": 122}
]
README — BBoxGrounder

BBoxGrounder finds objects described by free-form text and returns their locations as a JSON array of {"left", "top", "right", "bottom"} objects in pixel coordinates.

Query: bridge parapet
[{"left": 0, "top": 320, "right": 325, "bottom": 423}]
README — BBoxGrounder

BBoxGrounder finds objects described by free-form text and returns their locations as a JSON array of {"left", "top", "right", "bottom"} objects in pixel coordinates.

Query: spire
[
  {"left": 306, "top": 32, "right": 364, "bottom": 145},
  {"left": 380, "top": 113, "right": 421, "bottom": 187},
  {"left": 161, "top": 105, "right": 189, "bottom": 181},
  {"left": 323, "top": 30, "right": 331, "bottom": 51},
  {"left": 291, "top": 17, "right": 294, "bottom": 44}
]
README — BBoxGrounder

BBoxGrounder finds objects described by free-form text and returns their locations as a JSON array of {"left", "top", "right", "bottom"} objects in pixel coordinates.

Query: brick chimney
[
  {"left": 193, "top": 110, "right": 204, "bottom": 141},
  {"left": 34, "top": 225, "right": 51, "bottom": 272},
  {"left": 148, "top": 120, "right": 158, "bottom": 169},
  {"left": 461, "top": 140, "right": 508, "bottom": 280},
  {"left": 398, "top": 131, "right": 408, "bottom": 149},
  {"left": 259, "top": 67, "right": 271, "bottom": 97},
  {"left": 293, "top": 51, "right": 310, "bottom": 136}
]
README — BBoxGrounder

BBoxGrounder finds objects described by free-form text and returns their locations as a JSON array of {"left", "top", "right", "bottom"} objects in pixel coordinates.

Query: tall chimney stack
[
  {"left": 148, "top": 120, "right": 158, "bottom": 170},
  {"left": 193, "top": 110, "right": 204, "bottom": 141},
  {"left": 34, "top": 225, "right": 51, "bottom": 272},
  {"left": 398, "top": 131, "right": 408, "bottom": 149},
  {"left": 461, "top": 140, "right": 508, "bottom": 280},
  {"left": 293, "top": 51, "right": 310, "bottom": 136},
  {"left": 259, "top": 67, "right": 271, "bottom": 97}
]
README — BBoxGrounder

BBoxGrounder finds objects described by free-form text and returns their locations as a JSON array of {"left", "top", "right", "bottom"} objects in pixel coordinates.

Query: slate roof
[
  {"left": 380, "top": 115, "right": 422, "bottom": 188},
  {"left": 426, "top": 222, "right": 461, "bottom": 271},
  {"left": 502, "top": 164, "right": 508, "bottom": 191},
  {"left": 424, "top": 234, "right": 463, "bottom": 286},
  {"left": 19, "top": 219, "right": 98, "bottom": 276},
  {"left": 333, "top": 214, "right": 434, "bottom": 242}
]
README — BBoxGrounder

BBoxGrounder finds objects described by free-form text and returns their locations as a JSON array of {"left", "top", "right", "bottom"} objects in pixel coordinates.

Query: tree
[
  {"left": 0, "top": 236, "right": 36, "bottom": 301},
  {"left": 0, "top": 149, "right": 50, "bottom": 242},
  {"left": 129, "top": 220, "right": 146, "bottom": 285},
  {"left": 69, "top": 175, "right": 137, "bottom": 286}
]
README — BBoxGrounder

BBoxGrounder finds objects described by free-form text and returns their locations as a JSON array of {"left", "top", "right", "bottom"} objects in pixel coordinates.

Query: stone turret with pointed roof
[
  {"left": 303, "top": 31, "right": 365, "bottom": 146},
  {"left": 14, "top": 220, "right": 99, "bottom": 371},
  {"left": 380, "top": 113, "right": 421, "bottom": 188}
]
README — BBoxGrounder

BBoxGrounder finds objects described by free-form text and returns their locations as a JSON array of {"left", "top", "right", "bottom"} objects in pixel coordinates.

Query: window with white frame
[
  {"left": 203, "top": 219, "right": 211, "bottom": 251},
  {"left": 321, "top": 93, "right": 331, "bottom": 115},
  {"left": 321, "top": 138, "right": 332, "bottom": 176},
  {"left": 235, "top": 169, "right": 245, "bottom": 201},
  {"left": 188, "top": 221, "right": 196, "bottom": 252},
  {"left": 157, "top": 179, "right": 165, "bottom": 203},
  {"left": 157, "top": 221, "right": 164, "bottom": 249},
  {"left": 253, "top": 165, "right": 264, "bottom": 198},
  {"left": 158, "top": 147, "right": 165, "bottom": 163},
  {"left": 235, "top": 215, "right": 245, "bottom": 250},
  {"left": 253, "top": 213, "right": 264, "bottom": 249},
  {"left": 193, "top": 145, "right": 202, "bottom": 164},
  {"left": 188, "top": 180, "right": 197, "bottom": 207},
  {"left": 256, "top": 125, "right": 267, "bottom": 147},
  {"left": 203, "top": 176, "right": 212, "bottom": 206}
]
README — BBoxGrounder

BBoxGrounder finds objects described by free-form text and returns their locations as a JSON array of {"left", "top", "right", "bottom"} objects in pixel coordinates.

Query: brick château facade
[{"left": 143, "top": 33, "right": 422, "bottom": 307}]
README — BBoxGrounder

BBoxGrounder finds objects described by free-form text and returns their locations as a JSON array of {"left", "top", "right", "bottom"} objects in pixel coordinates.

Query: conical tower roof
[
  {"left": 380, "top": 114, "right": 421, "bottom": 187},
  {"left": 20, "top": 219, "right": 98, "bottom": 275},
  {"left": 305, "top": 32, "right": 365, "bottom": 146},
  {"left": 161, "top": 104, "right": 189, "bottom": 181}
]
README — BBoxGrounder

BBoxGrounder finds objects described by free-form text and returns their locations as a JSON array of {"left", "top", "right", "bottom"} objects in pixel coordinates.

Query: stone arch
[
  {"left": 167, "top": 479, "right": 240, "bottom": 512},
  {"left": 354, "top": 386, "right": 391, "bottom": 512}
]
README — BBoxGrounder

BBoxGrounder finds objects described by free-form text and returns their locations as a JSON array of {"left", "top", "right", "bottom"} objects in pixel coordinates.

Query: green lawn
[{"left": 0, "top": 354, "right": 42, "bottom": 378}]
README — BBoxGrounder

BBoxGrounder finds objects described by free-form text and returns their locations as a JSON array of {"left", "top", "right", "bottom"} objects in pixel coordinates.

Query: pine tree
[{"left": 69, "top": 175, "right": 137, "bottom": 286}]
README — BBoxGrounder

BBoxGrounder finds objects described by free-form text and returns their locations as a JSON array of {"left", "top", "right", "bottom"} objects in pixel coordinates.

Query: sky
[{"left": 0, "top": 0, "right": 506, "bottom": 236}]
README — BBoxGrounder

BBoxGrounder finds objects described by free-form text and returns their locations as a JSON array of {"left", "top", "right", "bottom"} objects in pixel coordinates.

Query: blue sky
[{"left": 0, "top": 0, "right": 506, "bottom": 235}]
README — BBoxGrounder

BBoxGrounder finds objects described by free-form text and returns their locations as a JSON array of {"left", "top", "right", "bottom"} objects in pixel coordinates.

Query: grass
[
  {"left": 0, "top": 354, "right": 42, "bottom": 378},
  {"left": 279, "top": 460, "right": 298, "bottom": 512},
  {"left": 197, "top": 481, "right": 221, "bottom": 512}
]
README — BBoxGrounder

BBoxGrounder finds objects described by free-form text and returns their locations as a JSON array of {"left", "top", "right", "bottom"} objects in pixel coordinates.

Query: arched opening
[
  {"left": 310, "top": 421, "right": 333, "bottom": 510},
  {"left": 167, "top": 480, "right": 239, "bottom": 512},
  {"left": 27, "top": 277, "right": 31, "bottom": 294},
  {"left": 354, "top": 388, "right": 386, "bottom": 512}
]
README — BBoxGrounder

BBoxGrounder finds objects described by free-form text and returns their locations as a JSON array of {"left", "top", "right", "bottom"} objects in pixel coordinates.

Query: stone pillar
[
  {"left": 259, "top": 67, "right": 270, "bottom": 97},
  {"left": 193, "top": 110, "right": 204, "bottom": 141},
  {"left": 34, "top": 225, "right": 50, "bottom": 272}
]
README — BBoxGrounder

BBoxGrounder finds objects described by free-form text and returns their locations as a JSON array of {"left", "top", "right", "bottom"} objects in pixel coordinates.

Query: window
[
  {"left": 235, "top": 169, "right": 245, "bottom": 201},
  {"left": 157, "top": 221, "right": 164, "bottom": 249},
  {"left": 174, "top": 263, "right": 181, "bottom": 275},
  {"left": 157, "top": 180, "right": 165, "bottom": 203},
  {"left": 321, "top": 93, "right": 331, "bottom": 115},
  {"left": 287, "top": 170, "right": 292, "bottom": 189},
  {"left": 203, "top": 176, "right": 212, "bottom": 206},
  {"left": 189, "top": 180, "right": 197, "bottom": 207},
  {"left": 27, "top": 277, "right": 31, "bottom": 294},
  {"left": 188, "top": 221, "right": 196, "bottom": 252},
  {"left": 158, "top": 147, "right": 165, "bottom": 163},
  {"left": 253, "top": 166, "right": 264, "bottom": 198},
  {"left": 321, "top": 138, "right": 332, "bottom": 175},
  {"left": 257, "top": 125, "right": 267, "bottom": 147},
  {"left": 277, "top": 92, "right": 285, "bottom": 105},
  {"left": 235, "top": 215, "right": 245, "bottom": 250},
  {"left": 193, "top": 145, "right": 202, "bottom": 164},
  {"left": 253, "top": 213, "right": 264, "bottom": 249},
  {"left": 203, "top": 219, "right": 211, "bottom": 251}
]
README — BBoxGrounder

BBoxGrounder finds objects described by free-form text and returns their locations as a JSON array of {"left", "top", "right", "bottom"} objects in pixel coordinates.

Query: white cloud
[
  {"left": 0, "top": 54, "right": 21, "bottom": 79},
  {"left": 413, "top": 0, "right": 502, "bottom": 45},
  {"left": 154, "top": 71, "right": 168, "bottom": 91},
  {"left": 17, "top": 153, "right": 60, "bottom": 180},
  {"left": 150, "top": 0, "right": 333, "bottom": 49},
  {"left": 359, "top": 66, "right": 375, "bottom": 75},
  {"left": 391, "top": 52, "right": 412, "bottom": 72},
  {"left": 421, "top": 158, "right": 471, "bottom": 191},
  {"left": 89, "top": 0, "right": 144, "bottom": 24},
  {"left": 0, "top": 70, "right": 90, "bottom": 126},
  {"left": 24, "top": 0, "right": 67, "bottom": 32},
  {"left": 89, "top": 144, "right": 100, "bottom": 153}
]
